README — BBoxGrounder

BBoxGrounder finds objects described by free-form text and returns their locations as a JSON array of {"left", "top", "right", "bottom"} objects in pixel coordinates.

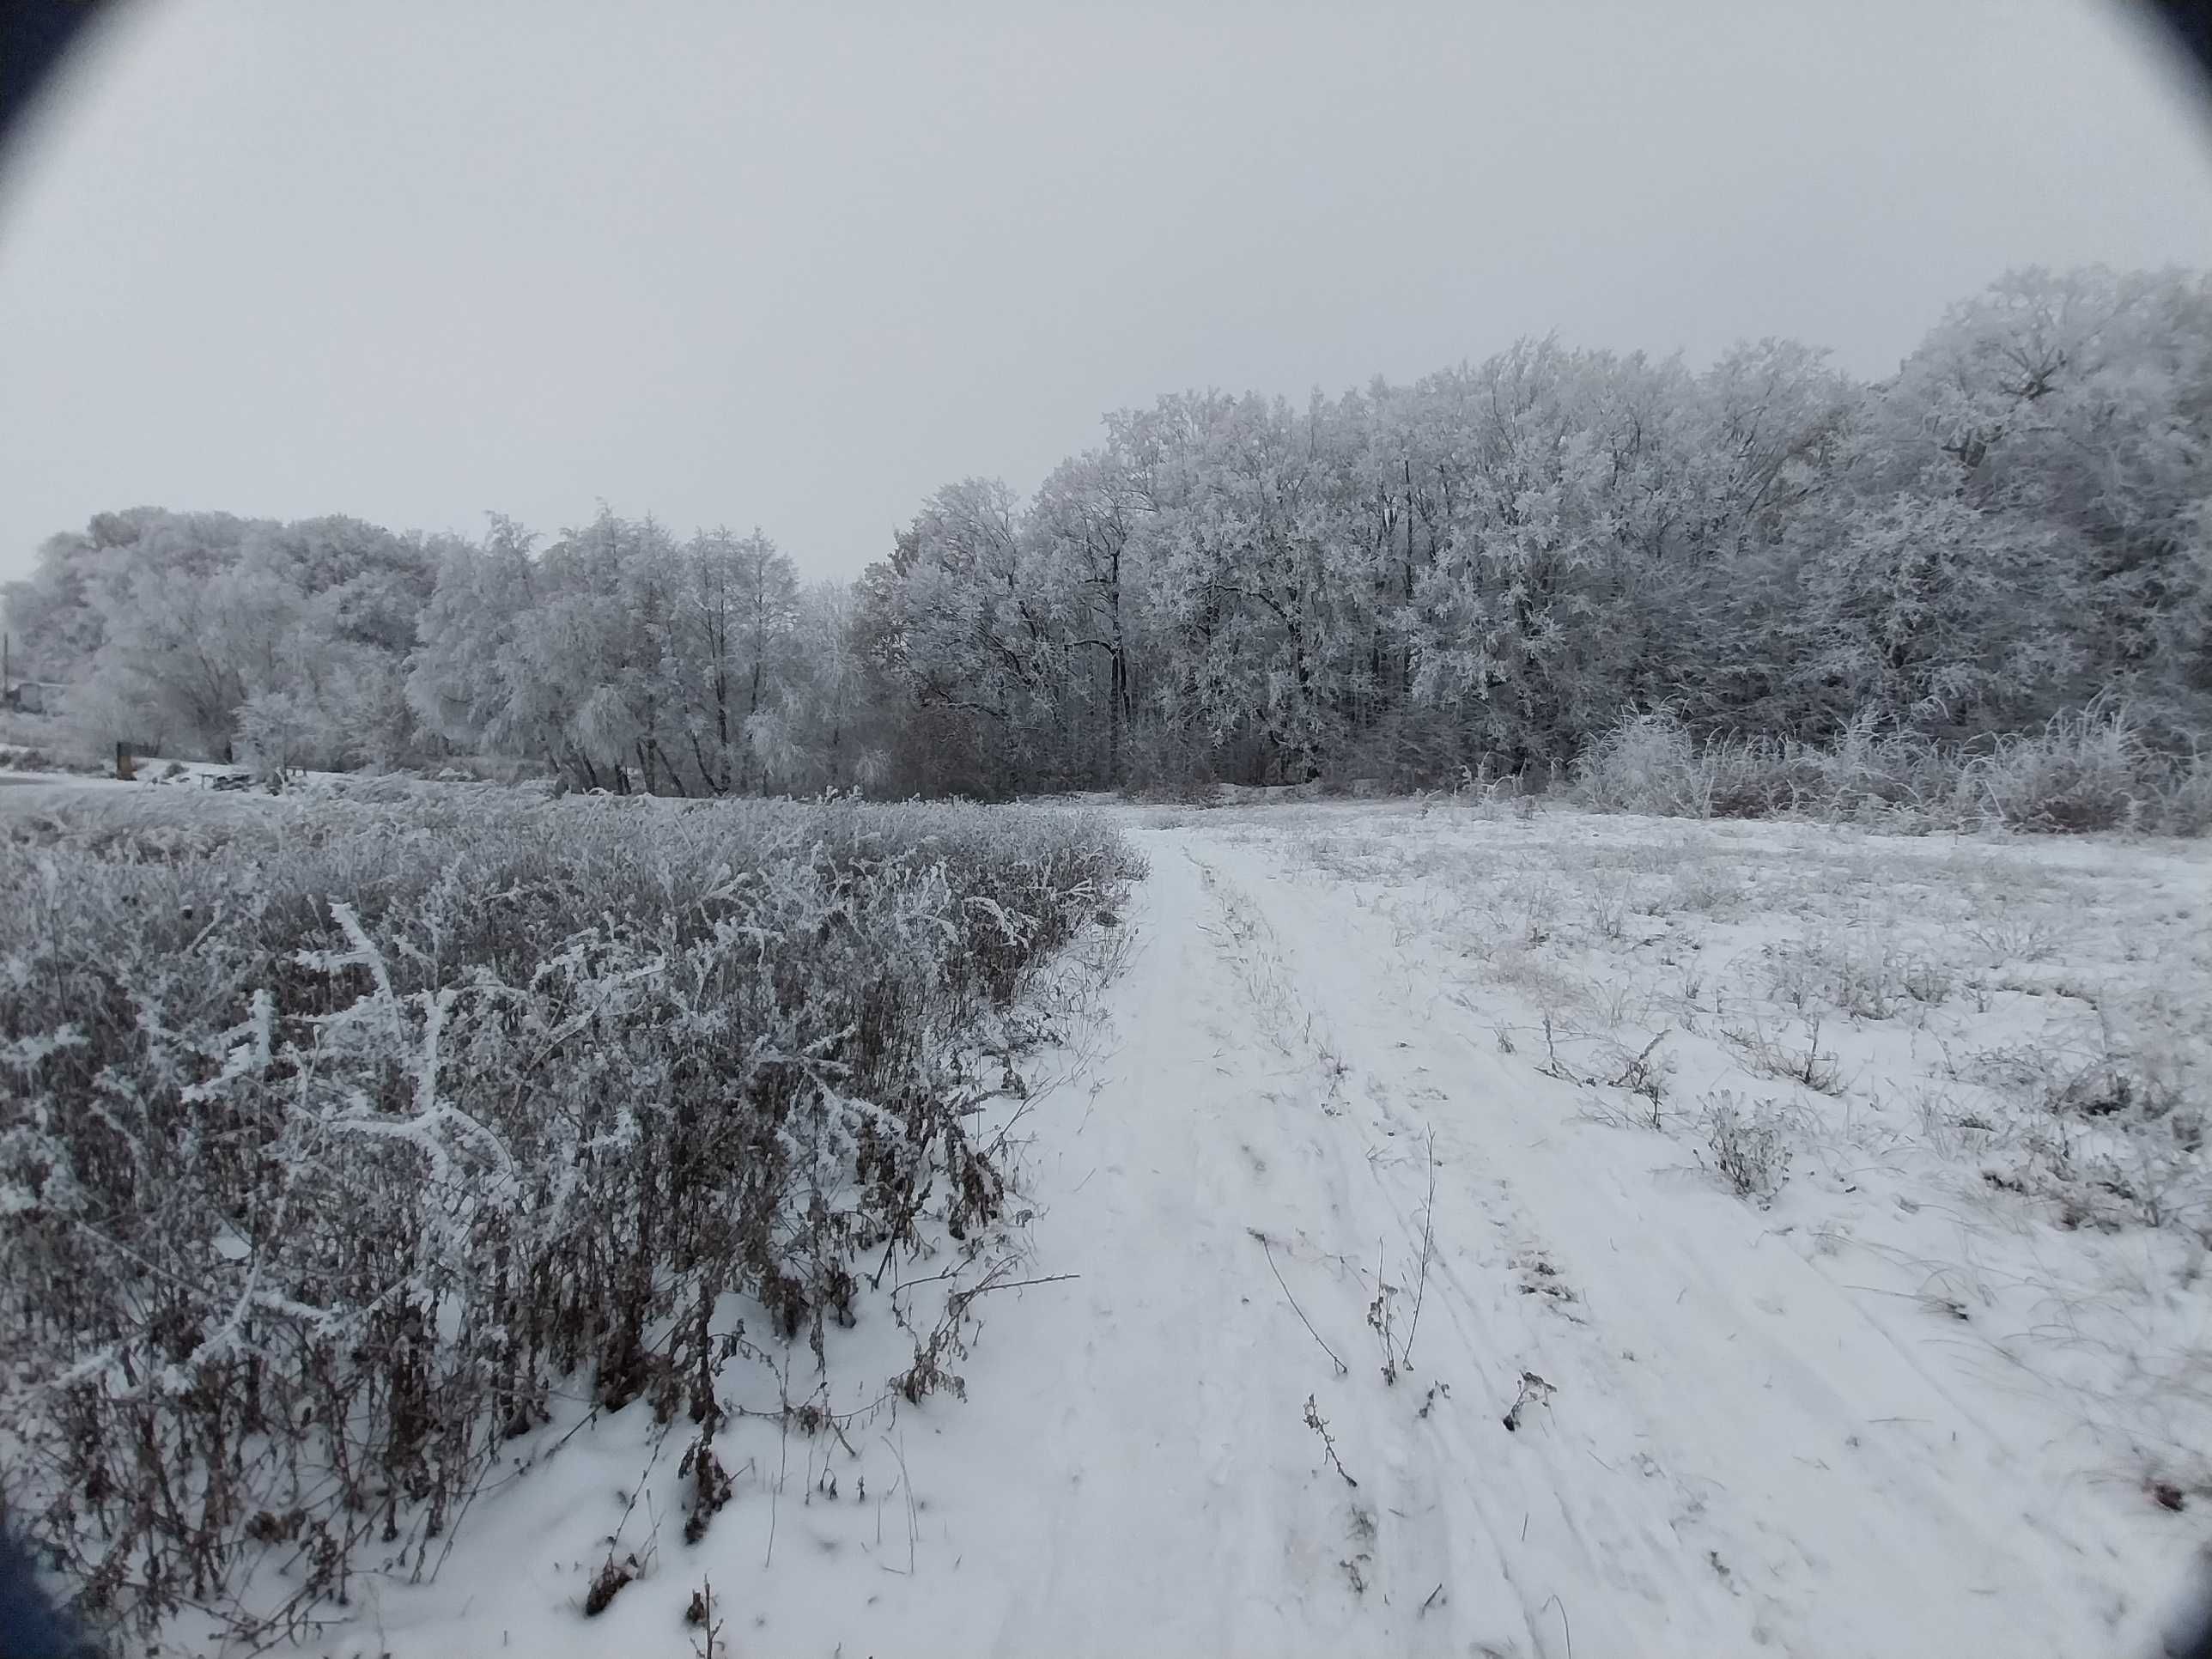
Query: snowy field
[
  {"left": 7, "top": 786, "right": 2209, "bottom": 1656},
  {"left": 159, "top": 792, "right": 2197, "bottom": 1659}
]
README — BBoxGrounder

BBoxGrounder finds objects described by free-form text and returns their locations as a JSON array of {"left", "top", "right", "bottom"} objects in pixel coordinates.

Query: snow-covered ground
[{"left": 169, "top": 798, "right": 2210, "bottom": 1658}]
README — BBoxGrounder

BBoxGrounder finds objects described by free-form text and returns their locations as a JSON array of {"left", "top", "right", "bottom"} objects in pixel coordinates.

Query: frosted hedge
[{"left": 0, "top": 787, "right": 1139, "bottom": 1643}]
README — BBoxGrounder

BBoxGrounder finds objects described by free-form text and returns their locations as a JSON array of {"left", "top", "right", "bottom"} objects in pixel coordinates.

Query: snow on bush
[
  {"left": 1698, "top": 1091, "right": 1791, "bottom": 1203},
  {"left": 1574, "top": 705, "right": 2211, "bottom": 835},
  {"left": 0, "top": 787, "right": 1139, "bottom": 1645}
]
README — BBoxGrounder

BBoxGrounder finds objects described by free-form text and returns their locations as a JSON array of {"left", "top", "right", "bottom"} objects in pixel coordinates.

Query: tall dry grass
[
  {"left": 1573, "top": 705, "right": 2211, "bottom": 835},
  {"left": 0, "top": 787, "right": 1139, "bottom": 1645}
]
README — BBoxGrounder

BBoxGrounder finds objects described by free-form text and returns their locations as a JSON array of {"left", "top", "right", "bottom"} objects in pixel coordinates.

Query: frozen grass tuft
[
  {"left": 1699, "top": 1091, "right": 1791, "bottom": 1203},
  {"left": 1572, "top": 709, "right": 1956, "bottom": 824}
]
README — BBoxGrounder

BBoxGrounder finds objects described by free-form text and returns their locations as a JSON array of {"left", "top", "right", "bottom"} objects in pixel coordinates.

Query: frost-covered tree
[
  {"left": 13, "top": 264, "right": 2206, "bottom": 799},
  {"left": 866, "top": 478, "right": 1087, "bottom": 795},
  {"left": 1873, "top": 268, "right": 2212, "bottom": 718},
  {"left": 405, "top": 512, "right": 822, "bottom": 794},
  {"left": 748, "top": 580, "right": 883, "bottom": 792},
  {"left": 5, "top": 508, "right": 442, "bottom": 767},
  {"left": 406, "top": 515, "right": 547, "bottom": 764},
  {"left": 1030, "top": 451, "right": 1142, "bottom": 785},
  {"left": 875, "top": 266, "right": 2209, "bottom": 793}
]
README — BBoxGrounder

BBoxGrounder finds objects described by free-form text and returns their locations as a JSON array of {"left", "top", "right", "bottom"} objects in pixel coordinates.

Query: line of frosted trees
[
  {"left": 7, "top": 267, "right": 2208, "bottom": 797},
  {"left": 871, "top": 267, "right": 2212, "bottom": 796},
  {"left": 7, "top": 509, "right": 870, "bottom": 795},
  {"left": 408, "top": 515, "right": 869, "bottom": 794}
]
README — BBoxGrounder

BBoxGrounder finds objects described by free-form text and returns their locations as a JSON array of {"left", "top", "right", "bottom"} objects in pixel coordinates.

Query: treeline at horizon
[{"left": 7, "top": 265, "right": 2209, "bottom": 805}]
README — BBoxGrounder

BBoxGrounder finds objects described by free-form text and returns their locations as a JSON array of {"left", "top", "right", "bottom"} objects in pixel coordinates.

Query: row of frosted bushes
[
  {"left": 1570, "top": 705, "right": 2212, "bottom": 835},
  {"left": 0, "top": 787, "right": 1139, "bottom": 1644}
]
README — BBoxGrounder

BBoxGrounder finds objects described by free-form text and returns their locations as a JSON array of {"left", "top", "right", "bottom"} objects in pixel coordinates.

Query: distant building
[{"left": 3, "top": 680, "right": 65, "bottom": 715}]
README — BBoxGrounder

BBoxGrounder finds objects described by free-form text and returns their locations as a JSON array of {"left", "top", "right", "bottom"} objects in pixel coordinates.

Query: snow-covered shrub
[
  {"left": 1961, "top": 707, "right": 2212, "bottom": 836},
  {"left": 1576, "top": 704, "right": 2209, "bottom": 836},
  {"left": 1764, "top": 933, "right": 1952, "bottom": 1022},
  {"left": 2160, "top": 748, "right": 2212, "bottom": 836},
  {"left": 1980, "top": 1020, "right": 2210, "bottom": 1235},
  {"left": 1721, "top": 721, "right": 1956, "bottom": 822},
  {"left": 1965, "top": 705, "right": 2156, "bottom": 831},
  {"left": 0, "top": 790, "right": 1139, "bottom": 1644},
  {"left": 1573, "top": 712, "right": 1953, "bottom": 823},
  {"left": 1700, "top": 1092, "right": 1790, "bottom": 1203},
  {"left": 1571, "top": 711, "right": 1714, "bottom": 817}
]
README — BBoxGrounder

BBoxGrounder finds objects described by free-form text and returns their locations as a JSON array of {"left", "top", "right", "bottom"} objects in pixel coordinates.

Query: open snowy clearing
[{"left": 191, "top": 796, "right": 2209, "bottom": 1659}]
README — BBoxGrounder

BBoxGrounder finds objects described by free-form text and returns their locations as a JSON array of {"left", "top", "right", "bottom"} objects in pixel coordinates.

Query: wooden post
[{"left": 114, "top": 741, "right": 135, "bottom": 781}]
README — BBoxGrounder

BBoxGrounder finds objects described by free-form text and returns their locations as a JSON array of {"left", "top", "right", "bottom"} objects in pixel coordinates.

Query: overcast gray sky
[{"left": 3, "top": 1, "right": 2211, "bottom": 584}]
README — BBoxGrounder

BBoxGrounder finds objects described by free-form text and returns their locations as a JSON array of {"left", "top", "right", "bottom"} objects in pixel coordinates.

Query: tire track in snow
[
  {"left": 980, "top": 837, "right": 1450, "bottom": 1657},
  {"left": 1204, "top": 822, "right": 2159, "bottom": 1657},
  {"left": 1181, "top": 843, "right": 1759, "bottom": 1656},
  {"left": 975, "top": 816, "right": 2144, "bottom": 1657}
]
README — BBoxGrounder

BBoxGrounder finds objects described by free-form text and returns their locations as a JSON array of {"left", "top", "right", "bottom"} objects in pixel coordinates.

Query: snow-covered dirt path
[
  {"left": 358, "top": 804, "right": 2209, "bottom": 1659},
  {"left": 960, "top": 820, "right": 2174, "bottom": 1658}
]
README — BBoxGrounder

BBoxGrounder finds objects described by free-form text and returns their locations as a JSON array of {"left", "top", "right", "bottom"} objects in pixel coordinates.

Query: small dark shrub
[{"left": 1702, "top": 1092, "right": 1790, "bottom": 1202}]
